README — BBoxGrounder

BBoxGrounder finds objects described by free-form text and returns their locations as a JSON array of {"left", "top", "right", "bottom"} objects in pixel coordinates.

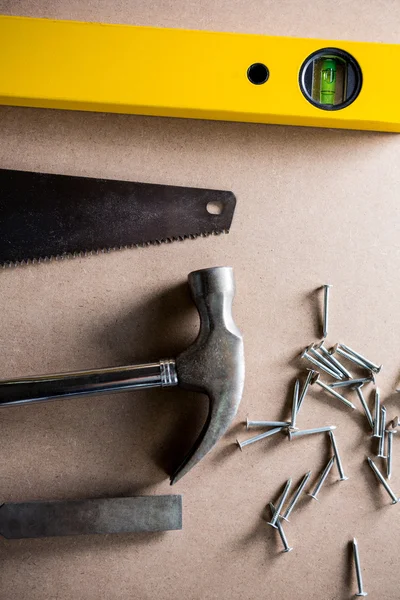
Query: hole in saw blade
[{"left": 206, "top": 200, "right": 224, "bottom": 215}]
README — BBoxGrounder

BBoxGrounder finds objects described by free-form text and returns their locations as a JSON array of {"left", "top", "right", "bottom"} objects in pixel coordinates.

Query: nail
[
  {"left": 339, "top": 343, "right": 381, "bottom": 374},
  {"left": 291, "top": 379, "right": 300, "bottom": 429},
  {"left": 367, "top": 457, "right": 398, "bottom": 504},
  {"left": 354, "top": 385, "right": 374, "bottom": 430},
  {"left": 386, "top": 428, "right": 397, "bottom": 480},
  {"left": 317, "top": 342, "right": 353, "bottom": 378},
  {"left": 329, "top": 377, "right": 372, "bottom": 389},
  {"left": 311, "top": 373, "right": 356, "bottom": 410},
  {"left": 236, "top": 426, "right": 283, "bottom": 450},
  {"left": 301, "top": 347, "right": 343, "bottom": 380},
  {"left": 297, "top": 369, "right": 315, "bottom": 413},
  {"left": 392, "top": 416, "right": 399, "bottom": 429},
  {"left": 268, "top": 478, "right": 292, "bottom": 528},
  {"left": 289, "top": 426, "right": 336, "bottom": 441},
  {"left": 308, "top": 456, "right": 335, "bottom": 500},
  {"left": 329, "top": 430, "right": 348, "bottom": 481},
  {"left": 333, "top": 345, "right": 372, "bottom": 371},
  {"left": 269, "top": 502, "right": 293, "bottom": 552},
  {"left": 246, "top": 419, "right": 291, "bottom": 429},
  {"left": 377, "top": 406, "right": 387, "bottom": 458},
  {"left": 309, "top": 345, "right": 343, "bottom": 378},
  {"left": 352, "top": 538, "right": 368, "bottom": 597},
  {"left": 322, "top": 284, "right": 332, "bottom": 339},
  {"left": 373, "top": 389, "right": 381, "bottom": 438},
  {"left": 281, "top": 471, "right": 311, "bottom": 521}
]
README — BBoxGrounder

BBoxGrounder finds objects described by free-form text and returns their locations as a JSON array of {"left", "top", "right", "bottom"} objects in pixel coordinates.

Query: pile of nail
[{"left": 236, "top": 285, "right": 398, "bottom": 596}]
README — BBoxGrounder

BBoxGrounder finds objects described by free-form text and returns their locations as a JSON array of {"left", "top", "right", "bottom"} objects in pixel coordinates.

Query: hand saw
[{"left": 0, "top": 169, "right": 236, "bottom": 266}]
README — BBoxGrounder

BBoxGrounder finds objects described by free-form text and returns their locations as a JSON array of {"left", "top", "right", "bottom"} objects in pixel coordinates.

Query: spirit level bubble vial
[{"left": 0, "top": 15, "right": 399, "bottom": 132}]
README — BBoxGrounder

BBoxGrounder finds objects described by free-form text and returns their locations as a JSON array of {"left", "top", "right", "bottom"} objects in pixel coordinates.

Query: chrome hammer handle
[{"left": 0, "top": 359, "right": 178, "bottom": 407}]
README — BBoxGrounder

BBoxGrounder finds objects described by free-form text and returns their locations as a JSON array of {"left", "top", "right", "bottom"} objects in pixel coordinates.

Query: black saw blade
[{"left": 0, "top": 169, "right": 236, "bottom": 265}]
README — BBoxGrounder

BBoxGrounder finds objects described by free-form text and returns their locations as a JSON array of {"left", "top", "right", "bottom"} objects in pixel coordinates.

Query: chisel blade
[
  {"left": 0, "top": 169, "right": 236, "bottom": 266},
  {"left": 0, "top": 495, "right": 182, "bottom": 538}
]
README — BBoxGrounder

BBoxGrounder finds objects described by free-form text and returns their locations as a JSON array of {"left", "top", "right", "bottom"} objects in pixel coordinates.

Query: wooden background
[{"left": 1, "top": 1, "right": 400, "bottom": 598}]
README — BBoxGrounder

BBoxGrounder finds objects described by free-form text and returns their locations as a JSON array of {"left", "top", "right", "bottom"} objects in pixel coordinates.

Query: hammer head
[{"left": 172, "top": 266, "right": 245, "bottom": 484}]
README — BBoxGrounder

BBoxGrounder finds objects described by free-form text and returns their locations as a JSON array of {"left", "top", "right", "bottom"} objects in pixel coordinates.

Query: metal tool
[
  {"left": 288, "top": 426, "right": 336, "bottom": 440},
  {"left": 0, "top": 496, "right": 182, "bottom": 538},
  {"left": 269, "top": 503, "right": 293, "bottom": 553},
  {"left": 373, "top": 389, "right": 381, "bottom": 438},
  {"left": 236, "top": 426, "right": 283, "bottom": 450},
  {"left": 352, "top": 538, "right": 368, "bottom": 597},
  {"left": 297, "top": 369, "right": 315, "bottom": 413},
  {"left": 329, "top": 377, "right": 372, "bottom": 389},
  {"left": 328, "top": 430, "right": 348, "bottom": 481},
  {"left": 367, "top": 457, "right": 398, "bottom": 504},
  {"left": 309, "top": 345, "right": 343, "bottom": 379},
  {"left": 322, "top": 284, "right": 332, "bottom": 339},
  {"left": 308, "top": 457, "right": 335, "bottom": 500},
  {"left": 268, "top": 478, "right": 292, "bottom": 528},
  {"left": 377, "top": 406, "right": 387, "bottom": 458},
  {"left": 354, "top": 385, "right": 374, "bottom": 430},
  {"left": 281, "top": 471, "right": 311, "bottom": 521},
  {"left": 0, "top": 169, "right": 236, "bottom": 265},
  {"left": 386, "top": 427, "right": 396, "bottom": 480},
  {"left": 311, "top": 373, "right": 356, "bottom": 410},
  {"left": 0, "top": 267, "right": 244, "bottom": 485},
  {"left": 338, "top": 343, "right": 381, "bottom": 373},
  {"left": 333, "top": 345, "right": 371, "bottom": 371},
  {"left": 290, "top": 379, "right": 300, "bottom": 429},
  {"left": 301, "top": 347, "right": 342, "bottom": 380},
  {"left": 316, "top": 342, "right": 352, "bottom": 379},
  {"left": 246, "top": 419, "right": 290, "bottom": 429}
]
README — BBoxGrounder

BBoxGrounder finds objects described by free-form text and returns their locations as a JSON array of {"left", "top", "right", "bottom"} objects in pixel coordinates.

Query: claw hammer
[{"left": 0, "top": 267, "right": 245, "bottom": 484}]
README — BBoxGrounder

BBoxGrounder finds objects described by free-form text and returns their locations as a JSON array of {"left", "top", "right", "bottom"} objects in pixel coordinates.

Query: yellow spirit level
[{"left": 1, "top": 15, "right": 399, "bottom": 132}]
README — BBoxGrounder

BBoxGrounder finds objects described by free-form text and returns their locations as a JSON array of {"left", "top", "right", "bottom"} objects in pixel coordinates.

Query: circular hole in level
[
  {"left": 247, "top": 63, "right": 269, "bottom": 85},
  {"left": 206, "top": 200, "right": 224, "bottom": 215}
]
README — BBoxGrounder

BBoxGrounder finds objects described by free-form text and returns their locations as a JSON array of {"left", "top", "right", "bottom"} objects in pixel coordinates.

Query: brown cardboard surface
[{"left": 1, "top": 1, "right": 400, "bottom": 599}]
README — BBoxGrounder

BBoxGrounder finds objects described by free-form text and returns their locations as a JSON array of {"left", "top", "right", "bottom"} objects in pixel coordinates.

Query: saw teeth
[{"left": 0, "top": 229, "right": 229, "bottom": 268}]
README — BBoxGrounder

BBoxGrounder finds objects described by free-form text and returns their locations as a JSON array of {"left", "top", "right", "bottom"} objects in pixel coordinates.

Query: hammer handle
[{"left": 0, "top": 359, "right": 177, "bottom": 407}]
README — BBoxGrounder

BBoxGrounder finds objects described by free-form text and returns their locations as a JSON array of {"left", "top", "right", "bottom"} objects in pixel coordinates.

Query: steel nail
[
  {"left": 297, "top": 369, "right": 315, "bottom": 413},
  {"left": 329, "top": 430, "right": 348, "bottom": 481},
  {"left": 329, "top": 377, "right": 372, "bottom": 389},
  {"left": 308, "top": 456, "right": 335, "bottom": 500},
  {"left": 269, "top": 502, "right": 293, "bottom": 553},
  {"left": 301, "top": 347, "right": 343, "bottom": 380},
  {"left": 236, "top": 426, "right": 283, "bottom": 450},
  {"left": 289, "top": 426, "right": 336, "bottom": 441},
  {"left": 317, "top": 342, "right": 353, "bottom": 378},
  {"left": 311, "top": 373, "right": 356, "bottom": 410},
  {"left": 339, "top": 343, "right": 381, "bottom": 374},
  {"left": 354, "top": 385, "right": 374, "bottom": 430},
  {"left": 268, "top": 478, "right": 292, "bottom": 528},
  {"left": 386, "top": 428, "right": 397, "bottom": 480},
  {"left": 281, "top": 471, "right": 311, "bottom": 521},
  {"left": 352, "top": 538, "right": 368, "bottom": 597},
  {"left": 309, "top": 345, "right": 343, "bottom": 378},
  {"left": 291, "top": 379, "right": 300, "bottom": 429},
  {"left": 367, "top": 457, "right": 398, "bottom": 504},
  {"left": 322, "top": 284, "right": 332, "bottom": 339},
  {"left": 246, "top": 419, "right": 291, "bottom": 429},
  {"left": 333, "top": 345, "right": 372, "bottom": 371},
  {"left": 377, "top": 406, "right": 387, "bottom": 458},
  {"left": 373, "top": 389, "right": 381, "bottom": 438}
]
